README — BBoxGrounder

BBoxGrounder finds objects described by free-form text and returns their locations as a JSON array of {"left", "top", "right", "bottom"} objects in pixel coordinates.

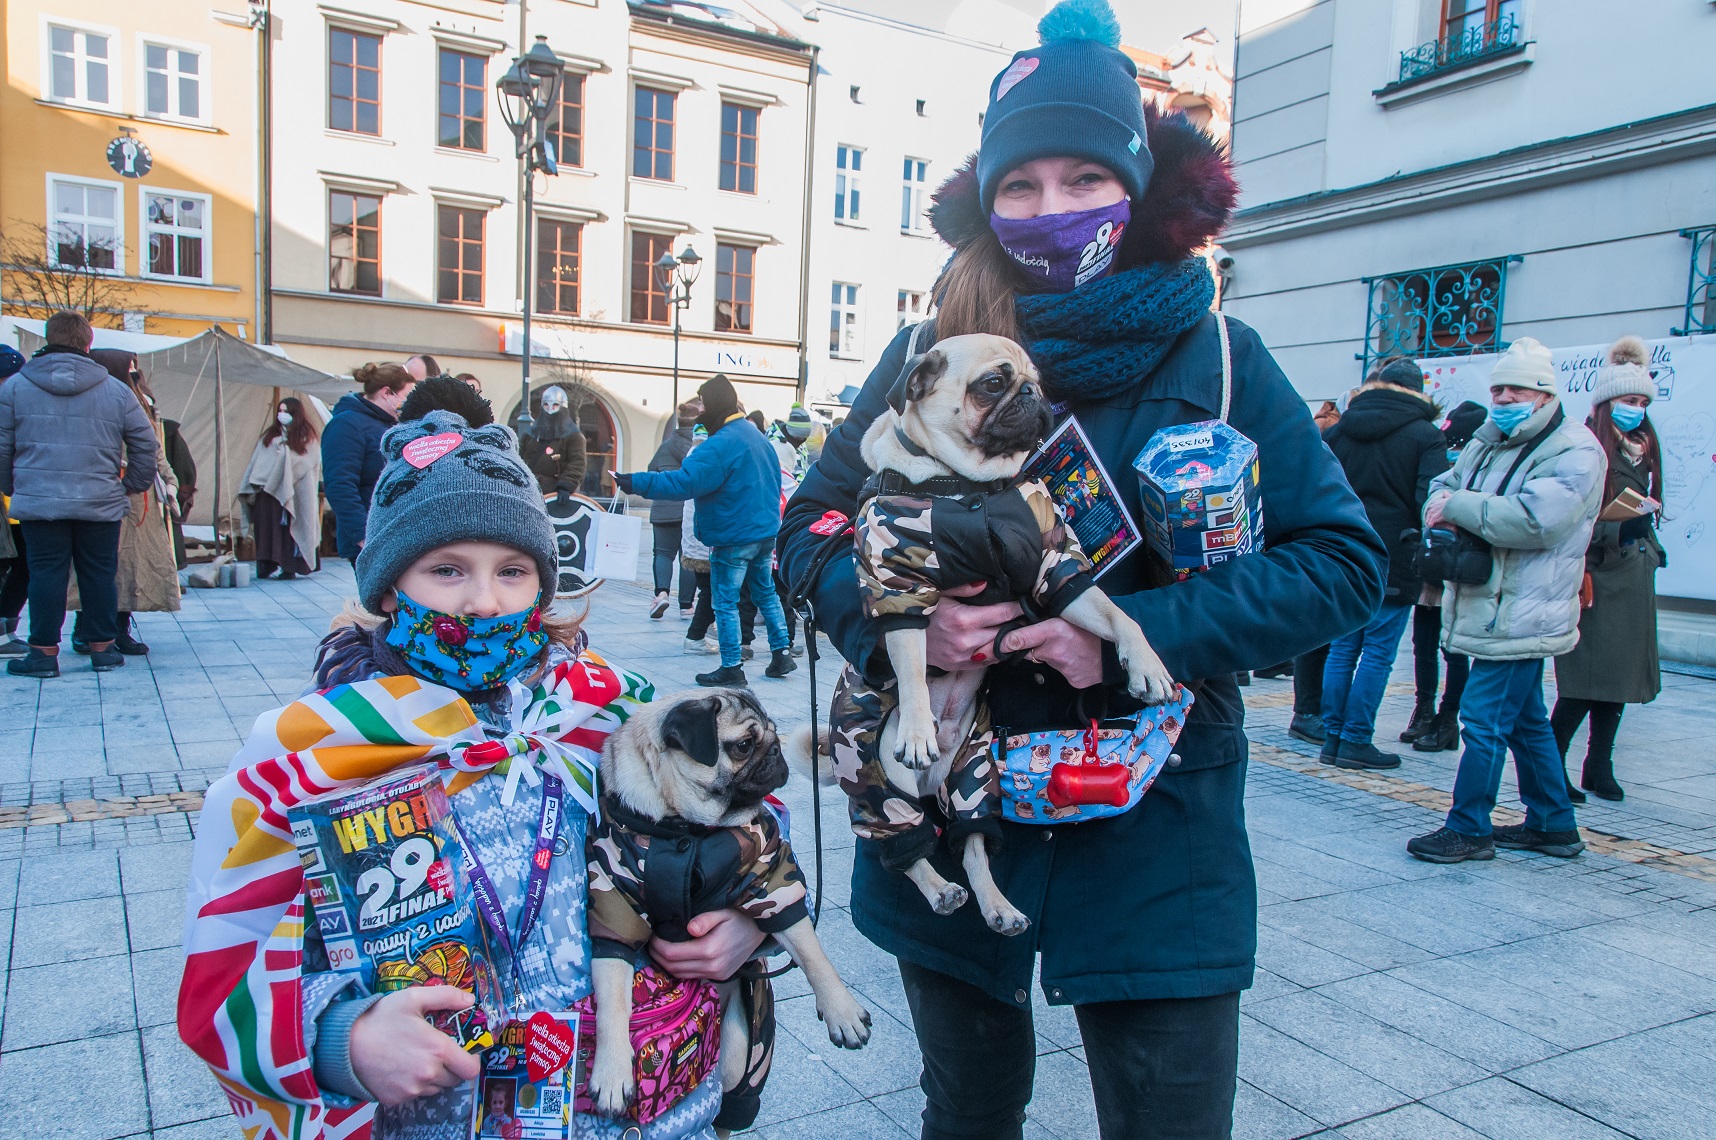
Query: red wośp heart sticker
[
  {"left": 425, "top": 859, "right": 451, "bottom": 896},
  {"left": 402, "top": 431, "right": 463, "bottom": 469},
  {"left": 808, "top": 510, "right": 849, "bottom": 536},
  {"left": 525, "top": 1011, "right": 578, "bottom": 1083}
]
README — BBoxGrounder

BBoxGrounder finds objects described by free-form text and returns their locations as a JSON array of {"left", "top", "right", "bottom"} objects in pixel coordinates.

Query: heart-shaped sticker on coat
[
  {"left": 403, "top": 432, "right": 463, "bottom": 469},
  {"left": 525, "top": 1010, "right": 579, "bottom": 1083}
]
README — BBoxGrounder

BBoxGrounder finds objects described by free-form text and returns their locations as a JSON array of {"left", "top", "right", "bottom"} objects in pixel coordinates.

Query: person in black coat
[
  {"left": 775, "top": 8, "right": 1385, "bottom": 1133},
  {"left": 320, "top": 362, "right": 414, "bottom": 561},
  {"left": 518, "top": 385, "right": 588, "bottom": 496},
  {"left": 1318, "top": 357, "right": 1450, "bottom": 770},
  {"left": 645, "top": 400, "right": 700, "bottom": 617}
]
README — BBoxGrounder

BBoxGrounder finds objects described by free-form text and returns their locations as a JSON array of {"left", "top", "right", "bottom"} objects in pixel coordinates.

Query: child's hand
[{"left": 349, "top": 985, "right": 482, "bottom": 1105}]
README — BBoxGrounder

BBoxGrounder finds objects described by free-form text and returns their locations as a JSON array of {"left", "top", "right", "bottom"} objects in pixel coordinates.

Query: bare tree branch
[{"left": 1, "top": 220, "right": 139, "bottom": 326}]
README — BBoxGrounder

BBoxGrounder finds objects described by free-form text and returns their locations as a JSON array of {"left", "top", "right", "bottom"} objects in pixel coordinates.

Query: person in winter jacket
[
  {"left": 777, "top": 4, "right": 1385, "bottom": 1134},
  {"left": 644, "top": 399, "right": 700, "bottom": 618},
  {"left": 0, "top": 311, "right": 158, "bottom": 677},
  {"left": 1408, "top": 338, "right": 1604, "bottom": 865},
  {"left": 1552, "top": 336, "right": 1663, "bottom": 804},
  {"left": 240, "top": 396, "right": 322, "bottom": 579},
  {"left": 518, "top": 385, "right": 588, "bottom": 496},
  {"left": 321, "top": 362, "right": 416, "bottom": 560},
  {"left": 1316, "top": 357, "right": 1449, "bottom": 770},
  {"left": 616, "top": 374, "right": 797, "bottom": 686}
]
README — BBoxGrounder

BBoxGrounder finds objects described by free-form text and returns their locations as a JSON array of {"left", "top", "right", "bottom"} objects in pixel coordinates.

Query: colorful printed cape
[{"left": 178, "top": 652, "right": 653, "bottom": 1140}]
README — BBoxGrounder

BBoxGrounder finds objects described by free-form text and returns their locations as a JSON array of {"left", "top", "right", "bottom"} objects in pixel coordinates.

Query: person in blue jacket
[
  {"left": 320, "top": 361, "right": 415, "bottom": 562},
  {"left": 615, "top": 373, "right": 796, "bottom": 686},
  {"left": 777, "top": 3, "right": 1385, "bottom": 1136}
]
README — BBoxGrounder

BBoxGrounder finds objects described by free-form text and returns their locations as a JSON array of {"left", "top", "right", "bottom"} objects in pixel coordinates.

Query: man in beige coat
[{"left": 1407, "top": 338, "right": 1604, "bottom": 865}]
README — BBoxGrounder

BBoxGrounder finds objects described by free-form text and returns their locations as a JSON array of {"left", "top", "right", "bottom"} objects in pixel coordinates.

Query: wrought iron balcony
[
  {"left": 1398, "top": 15, "right": 1522, "bottom": 85},
  {"left": 1675, "top": 225, "right": 1716, "bottom": 337},
  {"left": 1359, "top": 256, "right": 1522, "bottom": 378}
]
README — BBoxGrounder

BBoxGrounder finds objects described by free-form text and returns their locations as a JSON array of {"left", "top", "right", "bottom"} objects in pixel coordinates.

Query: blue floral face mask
[{"left": 383, "top": 590, "right": 548, "bottom": 691}]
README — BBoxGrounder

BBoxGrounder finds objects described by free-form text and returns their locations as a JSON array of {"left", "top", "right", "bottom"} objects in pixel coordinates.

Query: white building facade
[
  {"left": 1222, "top": 0, "right": 1716, "bottom": 622},
  {"left": 267, "top": 0, "right": 817, "bottom": 492}
]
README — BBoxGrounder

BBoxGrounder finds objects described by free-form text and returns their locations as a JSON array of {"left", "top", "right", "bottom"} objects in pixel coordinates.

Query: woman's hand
[
  {"left": 648, "top": 909, "right": 765, "bottom": 980},
  {"left": 349, "top": 985, "right": 483, "bottom": 1105},
  {"left": 1424, "top": 493, "right": 1449, "bottom": 529},
  {"left": 1000, "top": 619, "right": 1105, "bottom": 689},
  {"left": 925, "top": 582, "right": 1024, "bottom": 671}
]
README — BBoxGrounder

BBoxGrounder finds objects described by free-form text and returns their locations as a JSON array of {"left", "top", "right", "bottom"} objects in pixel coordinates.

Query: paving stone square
[{"left": 1, "top": 550, "right": 1713, "bottom": 1138}]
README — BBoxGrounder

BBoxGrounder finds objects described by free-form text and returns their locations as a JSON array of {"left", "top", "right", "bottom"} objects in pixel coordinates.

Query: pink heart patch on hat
[
  {"left": 402, "top": 431, "right": 463, "bottom": 469},
  {"left": 996, "top": 56, "right": 1039, "bottom": 100}
]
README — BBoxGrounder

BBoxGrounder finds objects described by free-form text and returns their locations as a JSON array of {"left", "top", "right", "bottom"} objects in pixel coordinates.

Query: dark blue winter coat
[
  {"left": 627, "top": 416, "right": 781, "bottom": 548},
  {"left": 320, "top": 393, "right": 395, "bottom": 561},
  {"left": 778, "top": 312, "right": 1385, "bottom": 1009}
]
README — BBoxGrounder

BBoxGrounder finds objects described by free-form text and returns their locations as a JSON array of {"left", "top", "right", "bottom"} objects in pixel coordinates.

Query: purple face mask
[{"left": 989, "top": 198, "right": 1131, "bottom": 294}]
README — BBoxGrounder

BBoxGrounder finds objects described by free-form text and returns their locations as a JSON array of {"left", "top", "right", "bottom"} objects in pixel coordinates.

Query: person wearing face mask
[
  {"left": 1407, "top": 338, "right": 1605, "bottom": 865},
  {"left": 239, "top": 397, "right": 322, "bottom": 579},
  {"left": 1549, "top": 336, "right": 1664, "bottom": 804},
  {"left": 321, "top": 362, "right": 418, "bottom": 562},
  {"left": 779, "top": 1, "right": 1386, "bottom": 1133}
]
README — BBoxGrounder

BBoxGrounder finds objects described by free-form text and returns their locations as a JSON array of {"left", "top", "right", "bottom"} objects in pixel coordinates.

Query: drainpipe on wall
[
  {"left": 252, "top": 0, "right": 275, "bottom": 343},
  {"left": 794, "top": 45, "right": 820, "bottom": 406}
]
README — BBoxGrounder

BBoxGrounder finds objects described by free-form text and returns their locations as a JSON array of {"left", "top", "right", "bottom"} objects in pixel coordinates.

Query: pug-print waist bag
[{"left": 995, "top": 685, "right": 1195, "bottom": 824}]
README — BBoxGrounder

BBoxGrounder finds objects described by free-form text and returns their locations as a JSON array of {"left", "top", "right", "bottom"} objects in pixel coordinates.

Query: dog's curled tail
[{"left": 785, "top": 726, "right": 840, "bottom": 787}]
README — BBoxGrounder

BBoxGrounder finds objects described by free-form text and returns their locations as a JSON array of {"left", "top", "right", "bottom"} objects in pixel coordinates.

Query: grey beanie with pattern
[{"left": 354, "top": 410, "right": 558, "bottom": 613}]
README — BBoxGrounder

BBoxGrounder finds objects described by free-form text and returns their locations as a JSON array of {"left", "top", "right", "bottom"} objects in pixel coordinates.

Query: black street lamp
[
  {"left": 652, "top": 244, "right": 701, "bottom": 411},
  {"left": 497, "top": 35, "right": 566, "bottom": 436}
]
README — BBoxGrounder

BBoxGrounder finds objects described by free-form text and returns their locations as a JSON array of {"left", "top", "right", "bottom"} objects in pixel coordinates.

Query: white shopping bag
[{"left": 588, "top": 502, "right": 643, "bottom": 582}]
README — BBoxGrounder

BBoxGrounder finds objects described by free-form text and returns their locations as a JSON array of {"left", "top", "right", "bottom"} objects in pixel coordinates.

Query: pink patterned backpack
[{"left": 570, "top": 963, "right": 721, "bottom": 1125}]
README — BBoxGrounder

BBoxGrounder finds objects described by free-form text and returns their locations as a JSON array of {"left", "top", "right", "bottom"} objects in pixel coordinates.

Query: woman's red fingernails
[{"left": 972, "top": 651, "right": 986, "bottom": 662}]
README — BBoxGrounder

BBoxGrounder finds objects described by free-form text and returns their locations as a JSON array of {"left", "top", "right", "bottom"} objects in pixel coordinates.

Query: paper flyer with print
[{"left": 1023, "top": 417, "right": 1141, "bottom": 579}]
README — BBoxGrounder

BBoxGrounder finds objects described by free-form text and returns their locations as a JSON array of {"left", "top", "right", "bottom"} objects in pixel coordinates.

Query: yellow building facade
[{"left": 1, "top": 1, "right": 261, "bottom": 339}]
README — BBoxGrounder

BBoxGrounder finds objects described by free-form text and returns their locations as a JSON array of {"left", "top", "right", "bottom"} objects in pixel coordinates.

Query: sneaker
[
  {"left": 680, "top": 606, "right": 695, "bottom": 619},
  {"left": 1407, "top": 827, "right": 1496, "bottom": 864},
  {"left": 789, "top": 642, "right": 805, "bottom": 658},
  {"left": 741, "top": 645, "right": 754, "bottom": 661},
  {"left": 696, "top": 664, "right": 747, "bottom": 687},
  {"left": 91, "top": 647, "right": 125, "bottom": 672},
  {"left": 1334, "top": 740, "right": 1403, "bottom": 770},
  {"left": 650, "top": 592, "right": 670, "bottom": 620},
  {"left": 1492, "top": 823, "right": 1585, "bottom": 858},
  {"left": 764, "top": 650, "right": 797, "bottom": 679},
  {"left": 0, "top": 637, "right": 29, "bottom": 659},
  {"left": 1288, "top": 713, "right": 1326, "bottom": 745},
  {"left": 683, "top": 637, "right": 719, "bottom": 655},
  {"left": 6, "top": 648, "right": 58, "bottom": 678}
]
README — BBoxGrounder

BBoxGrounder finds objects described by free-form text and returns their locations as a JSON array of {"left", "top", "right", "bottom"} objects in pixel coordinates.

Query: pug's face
[
  {"left": 630, "top": 689, "right": 788, "bottom": 824},
  {"left": 892, "top": 334, "right": 1052, "bottom": 477}
]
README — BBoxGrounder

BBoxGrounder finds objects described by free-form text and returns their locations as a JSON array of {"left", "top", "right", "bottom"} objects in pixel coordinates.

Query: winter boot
[
  {"left": 696, "top": 664, "right": 748, "bottom": 688},
  {"left": 764, "top": 649, "right": 797, "bottom": 679},
  {"left": 1581, "top": 756, "right": 1624, "bottom": 803},
  {"left": 1334, "top": 740, "right": 1403, "bottom": 771},
  {"left": 114, "top": 614, "right": 149, "bottom": 656},
  {"left": 1289, "top": 713, "right": 1326, "bottom": 745},
  {"left": 1399, "top": 699, "right": 1437, "bottom": 743},
  {"left": 1413, "top": 709, "right": 1460, "bottom": 752}
]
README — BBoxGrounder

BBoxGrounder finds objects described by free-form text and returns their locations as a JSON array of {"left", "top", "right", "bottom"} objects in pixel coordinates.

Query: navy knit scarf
[{"left": 1016, "top": 256, "right": 1216, "bottom": 403}]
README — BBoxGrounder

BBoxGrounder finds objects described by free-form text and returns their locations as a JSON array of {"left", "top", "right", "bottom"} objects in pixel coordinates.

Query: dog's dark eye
[
  {"left": 728, "top": 737, "right": 755, "bottom": 759},
  {"left": 976, "top": 372, "right": 1008, "bottom": 396}
]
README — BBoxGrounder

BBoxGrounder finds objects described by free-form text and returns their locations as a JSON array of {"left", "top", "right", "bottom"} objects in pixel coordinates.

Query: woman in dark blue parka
[{"left": 778, "top": 3, "right": 1385, "bottom": 1136}]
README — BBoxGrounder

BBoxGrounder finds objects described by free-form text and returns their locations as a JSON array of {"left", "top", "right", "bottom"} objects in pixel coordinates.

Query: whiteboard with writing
[{"left": 1416, "top": 333, "right": 1716, "bottom": 601}]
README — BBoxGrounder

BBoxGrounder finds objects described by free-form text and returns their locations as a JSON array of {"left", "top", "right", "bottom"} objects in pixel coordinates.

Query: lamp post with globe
[
  {"left": 652, "top": 245, "right": 702, "bottom": 411},
  {"left": 496, "top": 36, "right": 566, "bottom": 436}
]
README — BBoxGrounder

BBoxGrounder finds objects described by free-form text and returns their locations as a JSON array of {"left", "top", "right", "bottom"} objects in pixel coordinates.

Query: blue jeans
[
  {"left": 1447, "top": 658, "right": 1578, "bottom": 836},
  {"left": 711, "top": 540, "right": 788, "bottom": 667},
  {"left": 1321, "top": 602, "right": 1412, "bottom": 744}
]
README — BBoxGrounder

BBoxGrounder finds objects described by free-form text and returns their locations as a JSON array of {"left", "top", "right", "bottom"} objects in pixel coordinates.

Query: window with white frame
[
  {"left": 835, "top": 145, "right": 862, "bottom": 222},
  {"left": 897, "top": 289, "right": 925, "bottom": 330},
  {"left": 830, "top": 282, "right": 861, "bottom": 358},
  {"left": 47, "top": 23, "right": 116, "bottom": 108},
  {"left": 143, "top": 191, "right": 209, "bottom": 281},
  {"left": 48, "top": 177, "right": 123, "bottom": 272},
  {"left": 901, "top": 157, "right": 929, "bottom": 233},
  {"left": 143, "top": 42, "right": 204, "bottom": 121}
]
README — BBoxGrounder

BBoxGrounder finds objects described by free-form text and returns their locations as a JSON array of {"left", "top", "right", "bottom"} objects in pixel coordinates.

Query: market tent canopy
[{"left": 16, "top": 325, "right": 354, "bottom": 531}]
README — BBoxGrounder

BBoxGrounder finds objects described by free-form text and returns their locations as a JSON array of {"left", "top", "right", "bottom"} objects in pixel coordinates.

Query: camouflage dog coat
[{"left": 833, "top": 472, "right": 1096, "bottom": 870}]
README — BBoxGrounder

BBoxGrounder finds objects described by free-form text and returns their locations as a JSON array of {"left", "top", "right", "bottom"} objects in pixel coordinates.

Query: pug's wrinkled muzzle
[
  {"left": 976, "top": 385, "right": 1053, "bottom": 458},
  {"left": 722, "top": 744, "right": 790, "bottom": 807}
]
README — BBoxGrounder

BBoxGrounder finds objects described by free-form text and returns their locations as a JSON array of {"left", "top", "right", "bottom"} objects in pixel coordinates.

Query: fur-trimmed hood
[{"left": 928, "top": 103, "right": 1237, "bottom": 268}]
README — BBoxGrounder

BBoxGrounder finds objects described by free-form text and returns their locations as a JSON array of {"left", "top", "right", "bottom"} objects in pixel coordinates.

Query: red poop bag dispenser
[{"left": 1045, "top": 721, "right": 1134, "bottom": 809}]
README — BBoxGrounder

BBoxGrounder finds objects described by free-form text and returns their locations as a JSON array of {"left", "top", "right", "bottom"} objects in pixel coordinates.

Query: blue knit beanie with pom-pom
[{"left": 976, "top": 0, "right": 1151, "bottom": 212}]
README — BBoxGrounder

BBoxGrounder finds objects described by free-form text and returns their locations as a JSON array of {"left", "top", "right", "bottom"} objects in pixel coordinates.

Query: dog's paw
[
  {"left": 817, "top": 991, "right": 873, "bottom": 1049},
  {"left": 585, "top": 1048, "right": 635, "bottom": 1117},
  {"left": 892, "top": 710, "right": 940, "bottom": 770},
  {"left": 928, "top": 881, "right": 969, "bottom": 915},
  {"left": 982, "top": 900, "right": 1031, "bottom": 937},
  {"left": 1121, "top": 648, "right": 1178, "bottom": 707}
]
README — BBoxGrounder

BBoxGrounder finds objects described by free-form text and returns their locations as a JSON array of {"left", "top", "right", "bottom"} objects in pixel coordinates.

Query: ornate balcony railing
[
  {"left": 1398, "top": 14, "right": 1522, "bottom": 84},
  {"left": 1675, "top": 225, "right": 1716, "bottom": 337},
  {"left": 1359, "top": 256, "right": 1522, "bottom": 378}
]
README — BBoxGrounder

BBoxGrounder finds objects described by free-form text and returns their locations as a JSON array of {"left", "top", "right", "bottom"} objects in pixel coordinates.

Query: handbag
[
  {"left": 570, "top": 962, "right": 721, "bottom": 1126},
  {"left": 996, "top": 686, "right": 1195, "bottom": 825},
  {"left": 1415, "top": 407, "right": 1565, "bottom": 588}
]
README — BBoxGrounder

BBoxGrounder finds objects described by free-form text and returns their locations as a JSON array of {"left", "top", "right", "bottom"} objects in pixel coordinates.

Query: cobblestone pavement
[{"left": 2, "top": 553, "right": 1714, "bottom": 1139}]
